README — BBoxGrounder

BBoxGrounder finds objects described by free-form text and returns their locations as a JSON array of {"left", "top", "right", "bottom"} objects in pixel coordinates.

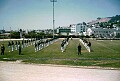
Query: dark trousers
[
  {"left": 19, "top": 51, "right": 21, "bottom": 55},
  {"left": 1, "top": 51, "right": 4, "bottom": 55},
  {"left": 78, "top": 50, "right": 81, "bottom": 55}
]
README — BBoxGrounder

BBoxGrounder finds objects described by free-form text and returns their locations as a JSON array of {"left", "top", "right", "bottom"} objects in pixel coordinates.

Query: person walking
[
  {"left": 1, "top": 44, "right": 5, "bottom": 55},
  {"left": 78, "top": 43, "right": 81, "bottom": 55}
]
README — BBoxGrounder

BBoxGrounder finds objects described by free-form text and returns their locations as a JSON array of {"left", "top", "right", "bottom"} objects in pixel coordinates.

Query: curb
[
  {"left": 0, "top": 61, "right": 120, "bottom": 70},
  {"left": 22, "top": 62, "right": 120, "bottom": 70}
]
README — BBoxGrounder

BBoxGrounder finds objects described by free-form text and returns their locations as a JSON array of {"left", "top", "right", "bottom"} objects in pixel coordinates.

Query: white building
[
  {"left": 86, "top": 27, "right": 120, "bottom": 38},
  {"left": 70, "top": 24, "right": 76, "bottom": 33},
  {"left": 55, "top": 23, "right": 89, "bottom": 36},
  {"left": 76, "top": 23, "right": 88, "bottom": 35}
]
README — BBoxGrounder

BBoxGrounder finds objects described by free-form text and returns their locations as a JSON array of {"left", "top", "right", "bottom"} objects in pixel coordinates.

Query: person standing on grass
[
  {"left": 35, "top": 42, "right": 37, "bottom": 52},
  {"left": 15, "top": 41, "right": 18, "bottom": 50},
  {"left": 11, "top": 41, "right": 14, "bottom": 51},
  {"left": 8, "top": 41, "right": 11, "bottom": 52},
  {"left": 18, "top": 44, "right": 21, "bottom": 55},
  {"left": 66, "top": 37, "right": 69, "bottom": 45},
  {"left": 22, "top": 40, "right": 24, "bottom": 48},
  {"left": 87, "top": 41, "right": 91, "bottom": 52},
  {"left": 1, "top": 44, "right": 5, "bottom": 55},
  {"left": 78, "top": 43, "right": 81, "bottom": 55},
  {"left": 61, "top": 41, "right": 64, "bottom": 52}
]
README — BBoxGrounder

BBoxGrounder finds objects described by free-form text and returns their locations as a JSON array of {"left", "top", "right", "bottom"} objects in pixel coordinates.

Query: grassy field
[{"left": 0, "top": 38, "right": 120, "bottom": 68}]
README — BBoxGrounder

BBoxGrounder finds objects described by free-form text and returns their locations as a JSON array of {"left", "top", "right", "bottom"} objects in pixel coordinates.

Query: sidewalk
[{"left": 0, "top": 61, "right": 120, "bottom": 81}]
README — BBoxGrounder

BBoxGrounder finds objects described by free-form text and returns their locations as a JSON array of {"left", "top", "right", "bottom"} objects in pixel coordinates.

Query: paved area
[
  {"left": 0, "top": 38, "right": 29, "bottom": 41},
  {"left": 0, "top": 62, "right": 120, "bottom": 81}
]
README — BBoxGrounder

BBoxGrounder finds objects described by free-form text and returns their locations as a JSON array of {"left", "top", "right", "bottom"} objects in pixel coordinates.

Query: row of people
[
  {"left": 1, "top": 38, "right": 58, "bottom": 55},
  {"left": 80, "top": 38, "right": 91, "bottom": 52},
  {"left": 8, "top": 39, "right": 35, "bottom": 52},
  {"left": 61, "top": 37, "right": 69, "bottom": 52},
  {"left": 1, "top": 43, "right": 21, "bottom": 55},
  {"left": 34, "top": 38, "right": 58, "bottom": 52}
]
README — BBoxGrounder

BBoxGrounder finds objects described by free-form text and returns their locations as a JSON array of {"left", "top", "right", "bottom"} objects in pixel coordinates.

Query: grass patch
[{"left": 0, "top": 38, "right": 120, "bottom": 68}]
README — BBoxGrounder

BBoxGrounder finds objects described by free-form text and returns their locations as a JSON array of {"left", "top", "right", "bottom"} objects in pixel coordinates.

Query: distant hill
[
  {"left": 88, "top": 15, "right": 120, "bottom": 25},
  {"left": 88, "top": 18, "right": 111, "bottom": 25}
]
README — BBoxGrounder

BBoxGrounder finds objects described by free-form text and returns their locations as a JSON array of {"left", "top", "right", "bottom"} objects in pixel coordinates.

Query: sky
[{"left": 0, "top": 0, "right": 120, "bottom": 31}]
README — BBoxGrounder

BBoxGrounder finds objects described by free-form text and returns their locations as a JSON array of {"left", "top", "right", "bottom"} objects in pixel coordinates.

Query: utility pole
[
  {"left": 10, "top": 27, "right": 11, "bottom": 41},
  {"left": 50, "top": 0, "right": 57, "bottom": 38},
  {"left": 3, "top": 26, "right": 4, "bottom": 43}
]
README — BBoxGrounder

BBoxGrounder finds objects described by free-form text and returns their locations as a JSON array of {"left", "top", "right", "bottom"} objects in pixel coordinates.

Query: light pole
[
  {"left": 10, "top": 27, "right": 11, "bottom": 41},
  {"left": 3, "top": 26, "right": 4, "bottom": 43},
  {"left": 50, "top": 0, "right": 57, "bottom": 38}
]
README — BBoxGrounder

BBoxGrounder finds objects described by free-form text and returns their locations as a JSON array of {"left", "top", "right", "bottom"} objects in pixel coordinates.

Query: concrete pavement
[{"left": 0, "top": 61, "right": 120, "bottom": 81}]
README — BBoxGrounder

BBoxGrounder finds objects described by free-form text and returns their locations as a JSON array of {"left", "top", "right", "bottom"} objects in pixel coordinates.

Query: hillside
[
  {"left": 88, "top": 15, "right": 120, "bottom": 25},
  {"left": 109, "top": 15, "right": 120, "bottom": 23}
]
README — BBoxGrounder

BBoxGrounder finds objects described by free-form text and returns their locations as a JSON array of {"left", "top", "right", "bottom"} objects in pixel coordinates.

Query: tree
[
  {"left": 83, "top": 22, "right": 86, "bottom": 25},
  {"left": 99, "top": 22, "right": 103, "bottom": 27},
  {"left": 11, "top": 31, "right": 20, "bottom": 38},
  {"left": 97, "top": 17, "right": 101, "bottom": 20},
  {"left": 28, "top": 30, "right": 36, "bottom": 38}
]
